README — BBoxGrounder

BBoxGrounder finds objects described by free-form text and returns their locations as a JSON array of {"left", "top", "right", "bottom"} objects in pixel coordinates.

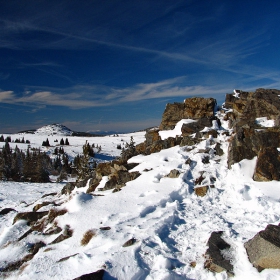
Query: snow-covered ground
[
  {"left": 0, "top": 122, "right": 280, "bottom": 279},
  {"left": 0, "top": 130, "right": 145, "bottom": 164}
]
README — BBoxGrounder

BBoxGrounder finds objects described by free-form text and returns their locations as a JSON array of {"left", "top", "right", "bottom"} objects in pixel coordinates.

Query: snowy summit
[{"left": 35, "top": 124, "right": 73, "bottom": 136}]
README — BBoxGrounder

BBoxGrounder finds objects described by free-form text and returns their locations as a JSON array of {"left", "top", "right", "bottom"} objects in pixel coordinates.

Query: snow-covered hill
[
  {"left": 34, "top": 124, "right": 73, "bottom": 136},
  {"left": 1, "top": 94, "right": 280, "bottom": 279}
]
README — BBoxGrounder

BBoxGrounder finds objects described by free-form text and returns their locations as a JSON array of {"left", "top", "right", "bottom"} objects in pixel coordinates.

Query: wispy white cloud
[{"left": 0, "top": 78, "right": 231, "bottom": 109}]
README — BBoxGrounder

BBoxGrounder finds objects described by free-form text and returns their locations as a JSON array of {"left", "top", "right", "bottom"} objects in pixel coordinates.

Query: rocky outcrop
[
  {"left": 224, "top": 88, "right": 280, "bottom": 181},
  {"left": 101, "top": 170, "right": 140, "bottom": 191},
  {"left": 227, "top": 127, "right": 280, "bottom": 168},
  {"left": 159, "top": 97, "right": 216, "bottom": 130},
  {"left": 224, "top": 89, "right": 280, "bottom": 124},
  {"left": 245, "top": 224, "right": 280, "bottom": 271},
  {"left": 204, "top": 231, "right": 234, "bottom": 276},
  {"left": 135, "top": 129, "right": 182, "bottom": 155}
]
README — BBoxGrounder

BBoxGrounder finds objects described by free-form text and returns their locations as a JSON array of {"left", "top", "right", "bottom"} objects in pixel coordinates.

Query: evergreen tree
[
  {"left": 54, "top": 147, "right": 58, "bottom": 155},
  {"left": 42, "top": 138, "right": 50, "bottom": 147},
  {"left": 76, "top": 141, "right": 95, "bottom": 181},
  {"left": 0, "top": 135, "right": 4, "bottom": 142},
  {"left": 65, "top": 138, "right": 70, "bottom": 145},
  {"left": 60, "top": 138, "right": 65, "bottom": 145},
  {"left": 121, "top": 136, "right": 137, "bottom": 161}
]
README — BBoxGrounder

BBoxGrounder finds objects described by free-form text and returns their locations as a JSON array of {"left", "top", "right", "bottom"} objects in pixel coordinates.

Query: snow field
[{"left": 0, "top": 124, "right": 280, "bottom": 279}]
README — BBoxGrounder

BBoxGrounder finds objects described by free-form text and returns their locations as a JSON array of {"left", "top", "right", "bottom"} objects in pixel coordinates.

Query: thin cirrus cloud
[{"left": 0, "top": 78, "right": 230, "bottom": 110}]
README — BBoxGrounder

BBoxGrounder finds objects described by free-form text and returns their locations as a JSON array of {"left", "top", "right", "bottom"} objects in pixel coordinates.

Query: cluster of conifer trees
[
  {"left": 0, "top": 136, "right": 133, "bottom": 183},
  {"left": 0, "top": 142, "right": 51, "bottom": 182},
  {"left": 0, "top": 140, "right": 98, "bottom": 183}
]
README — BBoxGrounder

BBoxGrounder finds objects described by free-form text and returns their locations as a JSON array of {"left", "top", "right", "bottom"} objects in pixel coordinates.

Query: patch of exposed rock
[
  {"left": 204, "top": 231, "right": 234, "bottom": 276},
  {"left": 245, "top": 224, "right": 280, "bottom": 271},
  {"left": 73, "top": 269, "right": 105, "bottom": 280}
]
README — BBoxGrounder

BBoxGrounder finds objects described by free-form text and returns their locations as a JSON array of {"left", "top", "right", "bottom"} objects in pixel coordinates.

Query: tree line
[
  {"left": 0, "top": 140, "right": 99, "bottom": 183},
  {"left": 0, "top": 136, "right": 135, "bottom": 183}
]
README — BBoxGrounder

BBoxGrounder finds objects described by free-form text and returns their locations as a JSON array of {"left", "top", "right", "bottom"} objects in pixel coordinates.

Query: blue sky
[{"left": 1, "top": 0, "right": 280, "bottom": 133}]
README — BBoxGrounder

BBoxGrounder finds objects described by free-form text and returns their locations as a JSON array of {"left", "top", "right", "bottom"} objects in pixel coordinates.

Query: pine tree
[
  {"left": 60, "top": 138, "right": 65, "bottom": 145},
  {"left": 76, "top": 141, "right": 94, "bottom": 181},
  {"left": 121, "top": 136, "right": 136, "bottom": 161},
  {"left": 65, "top": 138, "right": 70, "bottom": 145}
]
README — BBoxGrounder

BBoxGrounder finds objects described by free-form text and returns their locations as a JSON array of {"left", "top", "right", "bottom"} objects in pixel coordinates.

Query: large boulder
[
  {"left": 159, "top": 97, "right": 216, "bottom": 130},
  {"left": 244, "top": 224, "right": 280, "bottom": 271}
]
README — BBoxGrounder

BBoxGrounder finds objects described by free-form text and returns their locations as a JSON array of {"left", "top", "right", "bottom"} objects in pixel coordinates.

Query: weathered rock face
[
  {"left": 159, "top": 97, "right": 216, "bottom": 130},
  {"left": 183, "top": 97, "right": 217, "bottom": 119},
  {"left": 159, "top": 102, "right": 185, "bottom": 130},
  {"left": 245, "top": 224, "right": 280, "bottom": 271},
  {"left": 227, "top": 125, "right": 280, "bottom": 169},
  {"left": 225, "top": 89, "right": 280, "bottom": 181},
  {"left": 224, "top": 88, "right": 280, "bottom": 129},
  {"left": 253, "top": 147, "right": 280, "bottom": 181}
]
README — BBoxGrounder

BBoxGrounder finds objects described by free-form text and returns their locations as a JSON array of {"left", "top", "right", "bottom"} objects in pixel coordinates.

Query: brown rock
[
  {"left": 194, "top": 186, "right": 209, "bottom": 197},
  {"left": 13, "top": 211, "right": 49, "bottom": 225},
  {"left": 50, "top": 225, "right": 73, "bottom": 244},
  {"left": 159, "top": 102, "right": 185, "bottom": 130},
  {"left": 159, "top": 97, "right": 216, "bottom": 130},
  {"left": 227, "top": 127, "right": 280, "bottom": 169},
  {"left": 183, "top": 97, "right": 216, "bottom": 119},
  {"left": 122, "top": 237, "right": 137, "bottom": 247},
  {"left": 204, "top": 231, "right": 234, "bottom": 276},
  {"left": 167, "top": 169, "right": 180, "bottom": 178},
  {"left": 101, "top": 170, "right": 140, "bottom": 191},
  {"left": 253, "top": 147, "right": 280, "bottom": 181}
]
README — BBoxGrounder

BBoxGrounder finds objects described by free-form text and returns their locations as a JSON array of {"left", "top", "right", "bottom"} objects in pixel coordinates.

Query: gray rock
[{"left": 244, "top": 224, "right": 280, "bottom": 271}]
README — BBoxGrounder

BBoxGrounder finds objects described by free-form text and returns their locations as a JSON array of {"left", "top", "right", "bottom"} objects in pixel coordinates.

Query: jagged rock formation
[
  {"left": 159, "top": 97, "right": 216, "bottom": 130},
  {"left": 245, "top": 224, "right": 280, "bottom": 271},
  {"left": 224, "top": 88, "right": 280, "bottom": 181}
]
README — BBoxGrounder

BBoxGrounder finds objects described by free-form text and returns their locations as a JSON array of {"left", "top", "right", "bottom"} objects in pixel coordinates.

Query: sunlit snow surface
[
  {"left": 255, "top": 117, "right": 275, "bottom": 128},
  {"left": 1, "top": 127, "right": 280, "bottom": 279}
]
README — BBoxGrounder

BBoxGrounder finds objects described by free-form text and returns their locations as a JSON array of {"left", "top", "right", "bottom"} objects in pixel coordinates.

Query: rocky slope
[{"left": 1, "top": 89, "right": 280, "bottom": 279}]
